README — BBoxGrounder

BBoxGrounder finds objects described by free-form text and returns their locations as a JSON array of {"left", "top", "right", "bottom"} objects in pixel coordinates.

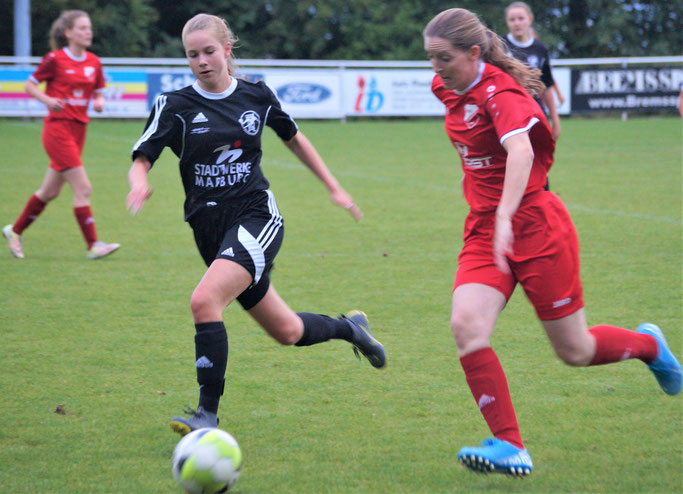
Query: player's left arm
[
  {"left": 543, "top": 87, "right": 560, "bottom": 141},
  {"left": 283, "top": 131, "right": 362, "bottom": 222},
  {"left": 541, "top": 55, "right": 561, "bottom": 141},
  {"left": 92, "top": 60, "right": 106, "bottom": 112},
  {"left": 92, "top": 90, "right": 105, "bottom": 112}
]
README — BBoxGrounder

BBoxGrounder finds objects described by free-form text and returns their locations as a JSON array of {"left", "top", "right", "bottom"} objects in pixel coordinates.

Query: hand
[
  {"left": 330, "top": 188, "right": 363, "bottom": 222},
  {"left": 93, "top": 95, "right": 105, "bottom": 113},
  {"left": 493, "top": 214, "right": 513, "bottom": 274},
  {"left": 127, "top": 184, "right": 153, "bottom": 215},
  {"left": 46, "top": 97, "right": 65, "bottom": 113}
]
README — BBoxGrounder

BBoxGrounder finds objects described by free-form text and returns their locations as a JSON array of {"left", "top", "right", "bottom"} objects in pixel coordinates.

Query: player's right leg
[
  {"left": 3, "top": 168, "right": 64, "bottom": 258},
  {"left": 451, "top": 283, "right": 532, "bottom": 476},
  {"left": 170, "top": 259, "right": 252, "bottom": 437}
]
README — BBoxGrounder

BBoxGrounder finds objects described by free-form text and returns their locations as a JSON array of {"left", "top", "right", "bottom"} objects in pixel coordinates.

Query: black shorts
[{"left": 188, "top": 190, "right": 284, "bottom": 310}]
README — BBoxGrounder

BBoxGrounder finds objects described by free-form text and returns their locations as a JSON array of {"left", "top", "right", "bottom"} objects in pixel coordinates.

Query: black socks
[
  {"left": 295, "top": 313, "right": 353, "bottom": 346},
  {"left": 194, "top": 321, "right": 228, "bottom": 414}
]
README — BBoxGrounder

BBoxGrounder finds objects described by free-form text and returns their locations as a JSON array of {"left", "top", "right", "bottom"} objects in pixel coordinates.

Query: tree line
[{"left": 1, "top": 0, "right": 680, "bottom": 60}]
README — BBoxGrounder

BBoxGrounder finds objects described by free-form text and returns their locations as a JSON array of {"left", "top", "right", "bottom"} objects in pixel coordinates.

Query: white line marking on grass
[
  {"left": 265, "top": 158, "right": 457, "bottom": 193},
  {"left": 267, "top": 159, "right": 682, "bottom": 224},
  {"left": 566, "top": 203, "right": 681, "bottom": 225}
]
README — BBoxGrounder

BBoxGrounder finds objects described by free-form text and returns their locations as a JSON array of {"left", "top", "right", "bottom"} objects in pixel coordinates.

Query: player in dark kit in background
[
  {"left": 127, "top": 13, "right": 386, "bottom": 436},
  {"left": 424, "top": 7, "right": 681, "bottom": 477},
  {"left": 3, "top": 10, "right": 119, "bottom": 260},
  {"left": 502, "top": 1, "right": 560, "bottom": 142}
]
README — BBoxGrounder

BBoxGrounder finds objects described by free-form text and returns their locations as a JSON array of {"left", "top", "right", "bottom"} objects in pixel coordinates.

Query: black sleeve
[
  {"left": 538, "top": 42, "right": 555, "bottom": 88},
  {"left": 131, "top": 93, "right": 180, "bottom": 166},
  {"left": 261, "top": 83, "right": 299, "bottom": 141}
]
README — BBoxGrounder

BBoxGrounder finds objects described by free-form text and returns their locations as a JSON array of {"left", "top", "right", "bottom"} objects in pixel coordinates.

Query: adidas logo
[
  {"left": 192, "top": 112, "right": 208, "bottom": 123},
  {"left": 478, "top": 394, "right": 496, "bottom": 409},
  {"left": 221, "top": 247, "right": 235, "bottom": 257},
  {"left": 195, "top": 356, "right": 214, "bottom": 368}
]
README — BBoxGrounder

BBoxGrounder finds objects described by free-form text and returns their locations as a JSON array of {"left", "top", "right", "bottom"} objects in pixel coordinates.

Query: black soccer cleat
[
  {"left": 341, "top": 310, "right": 386, "bottom": 369},
  {"left": 170, "top": 406, "right": 219, "bottom": 437}
]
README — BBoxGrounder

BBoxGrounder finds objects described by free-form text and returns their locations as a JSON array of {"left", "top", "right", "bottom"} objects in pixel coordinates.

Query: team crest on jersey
[
  {"left": 239, "top": 110, "right": 260, "bottom": 136},
  {"left": 84, "top": 66, "right": 95, "bottom": 78},
  {"left": 464, "top": 104, "right": 480, "bottom": 128},
  {"left": 527, "top": 55, "right": 539, "bottom": 68}
]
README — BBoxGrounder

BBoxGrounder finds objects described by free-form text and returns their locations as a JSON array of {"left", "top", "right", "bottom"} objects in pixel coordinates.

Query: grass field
[{"left": 0, "top": 116, "right": 681, "bottom": 493}]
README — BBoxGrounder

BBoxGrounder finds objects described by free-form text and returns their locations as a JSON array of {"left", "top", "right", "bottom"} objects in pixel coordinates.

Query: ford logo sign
[{"left": 276, "top": 83, "right": 331, "bottom": 104}]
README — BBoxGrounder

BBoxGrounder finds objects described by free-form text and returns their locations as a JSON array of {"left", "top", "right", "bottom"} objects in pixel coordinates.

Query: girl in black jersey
[
  {"left": 503, "top": 1, "right": 561, "bottom": 141},
  {"left": 127, "top": 13, "right": 386, "bottom": 436}
]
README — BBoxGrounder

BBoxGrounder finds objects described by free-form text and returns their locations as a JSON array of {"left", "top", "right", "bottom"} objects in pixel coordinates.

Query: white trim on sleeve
[{"left": 500, "top": 117, "right": 540, "bottom": 144}]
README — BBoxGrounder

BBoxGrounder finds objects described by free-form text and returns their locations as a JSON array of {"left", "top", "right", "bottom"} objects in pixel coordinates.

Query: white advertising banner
[
  {"left": 259, "top": 69, "right": 343, "bottom": 119},
  {"left": 341, "top": 69, "right": 446, "bottom": 117}
]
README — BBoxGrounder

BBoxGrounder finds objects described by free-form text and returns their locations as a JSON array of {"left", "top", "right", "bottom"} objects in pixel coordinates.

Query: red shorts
[
  {"left": 42, "top": 119, "right": 87, "bottom": 171},
  {"left": 454, "top": 190, "right": 584, "bottom": 320}
]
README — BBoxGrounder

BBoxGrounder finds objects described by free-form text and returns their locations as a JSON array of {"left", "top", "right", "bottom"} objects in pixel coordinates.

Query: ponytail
[{"left": 424, "top": 8, "right": 545, "bottom": 97}]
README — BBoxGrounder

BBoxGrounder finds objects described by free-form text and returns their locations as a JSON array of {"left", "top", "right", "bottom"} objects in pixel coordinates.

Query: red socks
[
  {"left": 460, "top": 347, "right": 524, "bottom": 449},
  {"left": 13, "top": 194, "right": 46, "bottom": 234},
  {"left": 73, "top": 205, "right": 98, "bottom": 249},
  {"left": 589, "top": 325, "right": 658, "bottom": 366}
]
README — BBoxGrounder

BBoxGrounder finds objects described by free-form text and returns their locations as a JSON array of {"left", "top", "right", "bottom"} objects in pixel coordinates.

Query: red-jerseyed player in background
[
  {"left": 3, "top": 10, "right": 119, "bottom": 260},
  {"left": 424, "top": 8, "right": 681, "bottom": 477}
]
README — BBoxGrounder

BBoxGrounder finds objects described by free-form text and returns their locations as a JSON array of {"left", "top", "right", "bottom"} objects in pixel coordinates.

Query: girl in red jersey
[
  {"left": 424, "top": 8, "right": 681, "bottom": 477},
  {"left": 3, "top": 10, "right": 119, "bottom": 260}
]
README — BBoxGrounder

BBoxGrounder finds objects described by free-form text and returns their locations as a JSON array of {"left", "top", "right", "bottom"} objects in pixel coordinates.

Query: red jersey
[
  {"left": 30, "top": 47, "right": 105, "bottom": 123},
  {"left": 432, "top": 62, "right": 554, "bottom": 213}
]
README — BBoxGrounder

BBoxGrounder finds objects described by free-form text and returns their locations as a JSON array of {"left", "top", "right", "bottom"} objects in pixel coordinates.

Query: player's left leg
[
  {"left": 62, "top": 166, "right": 119, "bottom": 258},
  {"left": 543, "top": 309, "right": 681, "bottom": 395},
  {"left": 246, "top": 285, "right": 386, "bottom": 368}
]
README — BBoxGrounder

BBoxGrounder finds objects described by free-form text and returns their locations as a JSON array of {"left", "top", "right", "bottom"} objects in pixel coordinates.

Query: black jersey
[
  {"left": 132, "top": 78, "right": 298, "bottom": 220},
  {"left": 503, "top": 33, "right": 555, "bottom": 89}
]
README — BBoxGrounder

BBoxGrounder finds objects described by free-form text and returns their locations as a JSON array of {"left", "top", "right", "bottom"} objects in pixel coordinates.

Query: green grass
[{"left": 0, "top": 116, "right": 681, "bottom": 493}]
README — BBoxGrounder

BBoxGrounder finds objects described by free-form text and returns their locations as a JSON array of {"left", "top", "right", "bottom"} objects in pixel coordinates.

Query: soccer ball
[{"left": 172, "top": 428, "right": 242, "bottom": 493}]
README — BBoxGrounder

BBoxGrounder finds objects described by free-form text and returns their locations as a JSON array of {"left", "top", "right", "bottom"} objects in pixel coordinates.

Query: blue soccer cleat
[
  {"left": 458, "top": 437, "right": 533, "bottom": 477},
  {"left": 637, "top": 323, "right": 682, "bottom": 396}
]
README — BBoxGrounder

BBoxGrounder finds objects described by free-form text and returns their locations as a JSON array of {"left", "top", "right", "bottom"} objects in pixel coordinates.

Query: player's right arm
[
  {"left": 127, "top": 153, "right": 153, "bottom": 215},
  {"left": 127, "top": 94, "right": 178, "bottom": 214},
  {"left": 25, "top": 77, "right": 64, "bottom": 112}
]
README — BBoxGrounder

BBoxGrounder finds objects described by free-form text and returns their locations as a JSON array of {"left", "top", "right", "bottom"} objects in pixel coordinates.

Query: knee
[
  {"left": 77, "top": 182, "right": 93, "bottom": 200},
  {"left": 271, "top": 319, "right": 302, "bottom": 346},
  {"left": 554, "top": 344, "right": 593, "bottom": 367},
  {"left": 190, "top": 290, "right": 215, "bottom": 320},
  {"left": 450, "top": 309, "right": 491, "bottom": 354},
  {"left": 37, "top": 188, "right": 58, "bottom": 202}
]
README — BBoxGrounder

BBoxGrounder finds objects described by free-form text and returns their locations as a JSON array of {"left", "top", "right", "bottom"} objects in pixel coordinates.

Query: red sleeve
[
  {"left": 31, "top": 52, "right": 57, "bottom": 83},
  {"left": 485, "top": 89, "right": 545, "bottom": 143}
]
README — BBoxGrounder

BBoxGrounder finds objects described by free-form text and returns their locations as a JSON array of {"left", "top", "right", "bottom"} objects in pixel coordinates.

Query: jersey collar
[
  {"left": 453, "top": 61, "right": 485, "bottom": 95},
  {"left": 63, "top": 47, "right": 86, "bottom": 62},
  {"left": 506, "top": 33, "right": 534, "bottom": 48},
  {"left": 192, "top": 76, "right": 238, "bottom": 100}
]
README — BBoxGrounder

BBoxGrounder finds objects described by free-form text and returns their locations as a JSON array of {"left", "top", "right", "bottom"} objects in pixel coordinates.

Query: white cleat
[
  {"left": 87, "top": 241, "right": 120, "bottom": 260},
  {"left": 3, "top": 224, "right": 24, "bottom": 259}
]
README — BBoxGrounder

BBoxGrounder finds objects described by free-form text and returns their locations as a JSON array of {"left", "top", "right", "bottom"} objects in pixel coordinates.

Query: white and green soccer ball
[{"left": 172, "top": 428, "right": 242, "bottom": 493}]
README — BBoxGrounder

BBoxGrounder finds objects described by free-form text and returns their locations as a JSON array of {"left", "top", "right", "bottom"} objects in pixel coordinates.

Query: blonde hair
[
  {"left": 424, "top": 8, "right": 544, "bottom": 97},
  {"left": 182, "top": 13, "right": 238, "bottom": 76},
  {"left": 49, "top": 10, "right": 89, "bottom": 51},
  {"left": 505, "top": 2, "right": 534, "bottom": 20}
]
